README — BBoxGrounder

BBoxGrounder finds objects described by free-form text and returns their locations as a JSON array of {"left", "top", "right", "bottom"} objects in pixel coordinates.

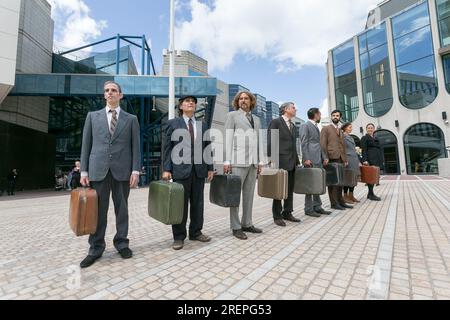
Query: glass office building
[{"left": 327, "top": 0, "right": 450, "bottom": 175}]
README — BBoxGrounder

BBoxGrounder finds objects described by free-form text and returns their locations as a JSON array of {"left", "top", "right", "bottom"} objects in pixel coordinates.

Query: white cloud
[
  {"left": 48, "top": 0, "right": 107, "bottom": 57},
  {"left": 175, "top": 0, "right": 378, "bottom": 72}
]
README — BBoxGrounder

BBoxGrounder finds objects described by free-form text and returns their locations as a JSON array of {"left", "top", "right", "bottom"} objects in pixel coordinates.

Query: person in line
[{"left": 79, "top": 81, "right": 141, "bottom": 268}]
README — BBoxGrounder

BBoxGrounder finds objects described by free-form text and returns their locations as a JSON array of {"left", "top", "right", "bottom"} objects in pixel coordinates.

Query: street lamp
[{"left": 167, "top": 0, "right": 175, "bottom": 120}]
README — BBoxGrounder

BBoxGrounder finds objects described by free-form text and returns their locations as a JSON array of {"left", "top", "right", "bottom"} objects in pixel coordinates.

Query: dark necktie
[
  {"left": 246, "top": 112, "right": 255, "bottom": 128},
  {"left": 288, "top": 120, "right": 294, "bottom": 134},
  {"left": 109, "top": 109, "right": 117, "bottom": 137},
  {"left": 188, "top": 118, "right": 195, "bottom": 145}
]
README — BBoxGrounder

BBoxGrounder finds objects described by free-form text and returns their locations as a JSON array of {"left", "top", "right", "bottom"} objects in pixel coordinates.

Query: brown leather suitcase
[
  {"left": 258, "top": 168, "right": 288, "bottom": 200},
  {"left": 360, "top": 166, "right": 380, "bottom": 185},
  {"left": 69, "top": 188, "right": 98, "bottom": 236}
]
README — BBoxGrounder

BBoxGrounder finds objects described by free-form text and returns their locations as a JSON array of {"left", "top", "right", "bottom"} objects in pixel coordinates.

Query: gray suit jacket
[
  {"left": 224, "top": 109, "right": 266, "bottom": 168},
  {"left": 299, "top": 121, "right": 327, "bottom": 167},
  {"left": 80, "top": 108, "right": 141, "bottom": 182},
  {"left": 344, "top": 134, "right": 361, "bottom": 172}
]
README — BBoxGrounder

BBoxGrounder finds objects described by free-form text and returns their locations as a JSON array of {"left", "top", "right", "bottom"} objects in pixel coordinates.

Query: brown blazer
[{"left": 320, "top": 124, "right": 348, "bottom": 163}]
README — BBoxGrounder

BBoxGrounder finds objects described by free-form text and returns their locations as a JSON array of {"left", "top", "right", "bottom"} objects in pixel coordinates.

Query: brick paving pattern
[{"left": 0, "top": 176, "right": 449, "bottom": 300}]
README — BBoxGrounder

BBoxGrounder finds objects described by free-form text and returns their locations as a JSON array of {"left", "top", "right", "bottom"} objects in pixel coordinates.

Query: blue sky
[{"left": 50, "top": 0, "right": 378, "bottom": 119}]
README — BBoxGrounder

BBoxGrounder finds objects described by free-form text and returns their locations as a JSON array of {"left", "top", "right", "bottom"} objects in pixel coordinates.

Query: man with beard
[{"left": 320, "top": 110, "right": 352, "bottom": 211}]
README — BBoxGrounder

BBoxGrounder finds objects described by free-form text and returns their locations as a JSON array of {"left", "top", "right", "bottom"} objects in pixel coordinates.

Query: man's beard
[{"left": 332, "top": 119, "right": 340, "bottom": 124}]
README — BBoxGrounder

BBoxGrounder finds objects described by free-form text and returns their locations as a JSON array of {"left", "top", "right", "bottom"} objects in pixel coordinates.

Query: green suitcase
[{"left": 148, "top": 181, "right": 184, "bottom": 225}]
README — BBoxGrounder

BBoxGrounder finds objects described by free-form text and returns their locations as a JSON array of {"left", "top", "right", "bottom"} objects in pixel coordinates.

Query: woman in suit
[
  {"left": 360, "top": 123, "right": 383, "bottom": 201},
  {"left": 341, "top": 123, "right": 361, "bottom": 204}
]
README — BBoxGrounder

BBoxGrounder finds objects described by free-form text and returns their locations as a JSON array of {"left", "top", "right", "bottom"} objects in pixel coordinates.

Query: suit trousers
[
  {"left": 273, "top": 169, "right": 295, "bottom": 219},
  {"left": 305, "top": 194, "right": 323, "bottom": 213},
  {"left": 230, "top": 166, "right": 257, "bottom": 231},
  {"left": 327, "top": 160, "right": 345, "bottom": 206},
  {"left": 89, "top": 170, "right": 130, "bottom": 257},
  {"left": 173, "top": 171, "right": 205, "bottom": 241}
]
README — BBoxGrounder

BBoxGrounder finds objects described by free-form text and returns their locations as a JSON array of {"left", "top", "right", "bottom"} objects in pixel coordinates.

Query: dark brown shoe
[
  {"left": 283, "top": 213, "right": 301, "bottom": 223},
  {"left": 232, "top": 229, "right": 248, "bottom": 240},
  {"left": 189, "top": 234, "right": 211, "bottom": 242},
  {"left": 274, "top": 219, "right": 286, "bottom": 227},
  {"left": 172, "top": 240, "right": 184, "bottom": 250}
]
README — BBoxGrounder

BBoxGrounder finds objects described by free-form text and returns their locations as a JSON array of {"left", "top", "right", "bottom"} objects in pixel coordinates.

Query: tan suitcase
[
  {"left": 258, "top": 168, "right": 288, "bottom": 200},
  {"left": 69, "top": 188, "right": 98, "bottom": 236}
]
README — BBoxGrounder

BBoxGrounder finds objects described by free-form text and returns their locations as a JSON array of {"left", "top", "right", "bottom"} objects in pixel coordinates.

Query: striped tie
[{"left": 109, "top": 109, "right": 117, "bottom": 137}]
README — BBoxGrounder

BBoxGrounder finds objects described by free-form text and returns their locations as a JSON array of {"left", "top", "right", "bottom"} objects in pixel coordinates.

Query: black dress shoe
[
  {"left": 315, "top": 208, "right": 332, "bottom": 215},
  {"left": 80, "top": 255, "right": 101, "bottom": 268},
  {"left": 189, "top": 233, "right": 212, "bottom": 242},
  {"left": 368, "top": 194, "right": 381, "bottom": 201},
  {"left": 242, "top": 226, "right": 263, "bottom": 233},
  {"left": 118, "top": 248, "right": 133, "bottom": 259},
  {"left": 274, "top": 219, "right": 286, "bottom": 227},
  {"left": 305, "top": 211, "right": 321, "bottom": 217},
  {"left": 232, "top": 229, "right": 248, "bottom": 240},
  {"left": 339, "top": 203, "right": 353, "bottom": 209},
  {"left": 331, "top": 204, "right": 346, "bottom": 210},
  {"left": 283, "top": 213, "right": 301, "bottom": 222}
]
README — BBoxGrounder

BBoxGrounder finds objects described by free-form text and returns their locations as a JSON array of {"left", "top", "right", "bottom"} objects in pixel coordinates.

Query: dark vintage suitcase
[
  {"left": 69, "top": 188, "right": 98, "bottom": 236},
  {"left": 294, "top": 167, "right": 326, "bottom": 195},
  {"left": 148, "top": 181, "right": 184, "bottom": 225},
  {"left": 324, "top": 163, "right": 345, "bottom": 186},
  {"left": 258, "top": 168, "right": 288, "bottom": 200},
  {"left": 210, "top": 174, "right": 241, "bottom": 208},
  {"left": 360, "top": 166, "right": 380, "bottom": 185},
  {"left": 343, "top": 168, "right": 358, "bottom": 187}
]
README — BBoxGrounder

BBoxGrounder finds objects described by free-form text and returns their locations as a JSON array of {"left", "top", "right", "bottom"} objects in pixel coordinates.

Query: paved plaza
[{"left": 1, "top": 175, "right": 450, "bottom": 300}]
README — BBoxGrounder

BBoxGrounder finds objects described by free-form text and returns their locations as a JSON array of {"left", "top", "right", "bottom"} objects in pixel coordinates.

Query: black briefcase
[
  {"left": 324, "top": 163, "right": 345, "bottom": 186},
  {"left": 209, "top": 174, "right": 241, "bottom": 208}
]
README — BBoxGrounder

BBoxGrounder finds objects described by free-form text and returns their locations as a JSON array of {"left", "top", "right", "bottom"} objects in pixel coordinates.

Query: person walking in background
[
  {"left": 360, "top": 123, "right": 382, "bottom": 201},
  {"left": 79, "top": 81, "right": 141, "bottom": 268},
  {"left": 7, "top": 169, "right": 19, "bottom": 196},
  {"left": 320, "top": 110, "right": 352, "bottom": 211},
  {"left": 71, "top": 161, "right": 81, "bottom": 190},
  {"left": 267, "top": 102, "right": 302, "bottom": 227},
  {"left": 299, "top": 108, "right": 332, "bottom": 217},
  {"left": 341, "top": 123, "right": 362, "bottom": 204}
]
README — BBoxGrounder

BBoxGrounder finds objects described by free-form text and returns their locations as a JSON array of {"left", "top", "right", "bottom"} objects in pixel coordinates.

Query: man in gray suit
[
  {"left": 224, "top": 91, "right": 265, "bottom": 240},
  {"left": 79, "top": 81, "right": 141, "bottom": 268},
  {"left": 299, "top": 108, "right": 332, "bottom": 217}
]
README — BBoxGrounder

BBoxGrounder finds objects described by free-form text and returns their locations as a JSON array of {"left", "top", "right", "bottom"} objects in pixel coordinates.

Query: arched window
[
  {"left": 404, "top": 123, "right": 447, "bottom": 174},
  {"left": 392, "top": 2, "right": 438, "bottom": 109},
  {"left": 374, "top": 130, "right": 400, "bottom": 174}
]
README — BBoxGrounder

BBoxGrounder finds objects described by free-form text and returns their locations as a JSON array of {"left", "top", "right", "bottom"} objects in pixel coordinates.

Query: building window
[
  {"left": 392, "top": 1, "right": 438, "bottom": 109},
  {"left": 436, "top": 0, "right": 450, "bottom": 93},
  {"left": 359, "top": 22, "right": 393, "bottom": 118},
  {"left": 333, "top": 40, "right": 359, "bottom": 122},
  {"left": 404, "top": 123, "right": 447, "bottom": 175}
]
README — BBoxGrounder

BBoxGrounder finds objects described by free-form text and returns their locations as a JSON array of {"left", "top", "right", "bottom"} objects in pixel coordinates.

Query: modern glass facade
[
  {"left": 333, "top": 40, "right": 359, "bottom": 122},
  {"left": 358, "top": 22, "right": 394, "bottom": 117},
  {"left": 436, "top": 0, "right": 450, "bottom": 92},
  {"left": 404, "top": 123, "right": 447, "bottom": 174},
  {"left": 53, "top": 46, "right": 138, "bottom": 75},
  {"left": 328, "top": 0, "right": 449, "bottom": 176},
  {"left": 392, "top": 1, "right": 438, "bottom": 109},
  {"left": 254, "top": 94, "right": 267, "bottom": 129}
]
